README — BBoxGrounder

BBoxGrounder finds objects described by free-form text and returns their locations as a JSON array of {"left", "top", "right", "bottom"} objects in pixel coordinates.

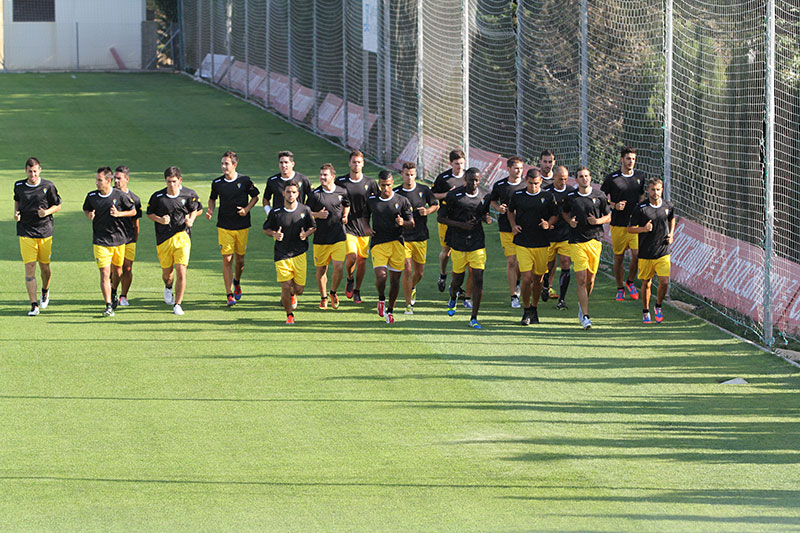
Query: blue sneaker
[
  {"left": 469, "top": 318, "right": 482, "bottom": 329},
  {"left": 447, "top": 299, "right": 457, "bottom": 317}
]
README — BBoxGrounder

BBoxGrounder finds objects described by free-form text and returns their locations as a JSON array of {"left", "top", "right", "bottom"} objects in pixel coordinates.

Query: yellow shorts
[
  {"left": 404, "top": 240, "right": 427, "bottom": 264},
  {"left": 276, "top": 253, "right": 307, "bottom": 285},
  {"left": 548, "top": 240, "right": 571, "bottom": 262},
  {"left": 371, "top": 241, "right": 406, "bottom": 272},
  {"left": 123, "top": 242, "right": 137, "bottom": 262},
  {"left": 499, "top": 232, "right": 516, "bottom": 257},
  {"left": 314, "top": 241, "right": 346, "bottom": 266},
  {"left": 19, "top": 236, "right": 52, "bottom": 264},
  {"left": 93, "top": 244, "right": 125, "bottom": 269},
  {"left": 611, "top": 225, "right": 638, "bottom": 255},
  {"left": 346, "top": 234, "right": 370, "bottom": 259},
  {"left": 218, "top": 227, "right": 249, "bottom": 256},
  {"left": 638, "top": 255, "right": 671, "bottom": 280},
  {"left": 156, "top": 231, "right": 191, "bottom": 269},
  {"left": 438, "top": 222, "right": 448, "bottom": 248},
  {"left": 451, "top": 248, "right": 486, "bottom": 273},
  {"left": 570, "top": 240, "right": 602, "bottom": 274},
  {"left": 516, "top": 245, "right": 549, "bottom": 275}
]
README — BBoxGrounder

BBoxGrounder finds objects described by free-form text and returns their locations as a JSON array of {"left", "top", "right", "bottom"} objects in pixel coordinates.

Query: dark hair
[
  {"left": 97, "top": 166, "right": 113, "bottom": 180},
  {"left": 25, "top": 157, "right": 41, "bottom": 169},
  {"left": 283, "top": 179, "right": 299, "bottom": 189},
  {"left": 575, "top": 165, "right": 590, "bottom": 175},
  {"left": 115, "top": 165, "right": 130, "bottom": 177},
  {"left": 525, "top": 167, "right": 541, "bottom": 179},
  {"left": 222, "top": 150, "right": 239, "bottom": 164},
  {"left": 647, "top": 177, "right": 663, "bottom": 187},
  {"left": 539, "top": 149, "right": 555, "bottom": 159},
  {"left": 349, "top": 150, "right": 364, "bottom": 160},
  {"left": 320, "top": 163, "right": 336, "bottom": 177},
  {"left": 507, "top": 156, "right": 524, "bottom": 167},
  {"left": 464, "top": 167, "right": 481, "bottom": 180},
  {"left": 401, "top": 161, "right": 417, "bottom": 171},
  {"left": 449, "top": 149, "right": 466, "bottom": 162},
  {"left": 278, "top": 150, "right": 294, "bottom": 161},
  {"left": 378, "top": 170, "right": 393, "bottom": 181},
  {"left": 164, "top": 166, "right": 182, "bottom": 179},
  {"left": 621, "top": 146, "right": 637, "bottom": 158}
]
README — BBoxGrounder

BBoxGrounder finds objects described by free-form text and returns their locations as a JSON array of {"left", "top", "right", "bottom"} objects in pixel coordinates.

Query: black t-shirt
[
  {"left": 146, "top": 186, "right": 203, "bottom": 245},
  {"left": 210, "top": 174, "right": 260, "bottom": 230},
  {"left": 14, "top": 178, "right": 61, "bottom": 238},
  {"left": 509, "top": 189, "right": 558, "bottom": 249},
  {"left": 335, "top": 174, "right": 379, "bottom": 237},
  {"left": 264, "top": 172, "right": 312, "bottom": 209},
  {"left": 431, "top": 169, "right": 465, "bottom": 196},
  {"left": 629, "top": 200, "right": 675, "bottom": 260},
  {"left": 488, "top": 178, "right": 526, "bottom": 233},
  {"left": 308, "top": 185, "right": 350, "bottom": 245},
  {"left": 366, "top": 192, "right": 413, "bottom": 247},
  {"left": 601, "top": 169, "right": 646, "bottom": 227},
  {"left": 82, "top": 188, "right": 134, "bottom": 247},
  {"left": 118, "top": 189, "right": 142, "bottom": 244},
  {"left": 543, "top": 183, "right": 577, "bottom": 243},
  {"left": 562, "top": 189, "right": 610, "bottom": 243},
  {"left": 263, "top": 203, "right": 315, "bottom": 261},
  {"left": 439, "top": 187, "right": 490, "bottom": 252},
  {"left": 394, "top": 183, "right": 438, "bottom": 242}
]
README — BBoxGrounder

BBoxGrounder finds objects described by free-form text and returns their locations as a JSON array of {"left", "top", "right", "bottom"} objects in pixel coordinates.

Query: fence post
[
  {"left": 210, "top": 1, "right": 215, "bottom": 82},
  {"left": 461, "top": 0, "right": 469, "bottom": 161},
  {"left": 245, "top": 0, "right": 250, "bottom": 99},
  {"left": 288, "top": 0, "right": 294, "bottom": 123},
  {"left": 416, "top": 0, "right": 424, "bottom": 174},
  {"left": 265, "top": 0, "right": 271, "bottom": 108},
  {"left": 342, "top": 1, "right": 349, "bottom": 145},
  {"left": 763, "top": 0, "right": 775, "bottom": 346},
  {"left": 312, "top": 0, "right": 318, "bottom": 132},
  {"left": 196, "top": 0, "right": 202, "bottom": 72},
  {"left": 579, "top": 0, "right": 588, "bottom": 167},
  {"left": 515, "top": 1, "right": 522, "bottom": 158},
  {"left": 226, "top": 0, "right": 232, "bottom": 89},
  {"left": 363, "top": 48, "right": 369, "bottom": 152},
  {"left": 664, "top": 0, "right": 672, "bottom": 201},
  {"left": 383, "top": 0, "right": 392, "bottom": 162},
  {"left": 177, "top": 0, "right": 185, "bottom": 71},
  {"left": 75, "top": 22, "right": 80, "bottom": 70}
]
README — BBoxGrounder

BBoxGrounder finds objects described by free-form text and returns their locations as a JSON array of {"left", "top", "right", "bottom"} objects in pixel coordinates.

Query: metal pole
[
  {"left": 579, "top": 0, "right": 588, "bottom": 167},
  {"left": 363, "top": 49, "right": 369, "bottom": 151},
  {"left": 416, "top": 0, "right": 423, "bottom": 173},
  {"left": 312, "top": 0, "right": 318, "bottom": 132},
  {"left": 288, "top": 0, "right": 294, "bottom": 122},
  {"left": 265, "top": 0, "right": 271, "bottom": 107},
  {"left": 196, "top": 0, "right": 202, "bottom": 73},
  {"left": 76, "top": 22, "right": 80, "bottom": 70},
  {"left": 515, "top": 1, "right": 522, "bottom": 158},
  {"left": 763, "top": 0, "right": 775, "bottom": 346},
  {"left": 210, "top": 1, "right": 215, "bottom": 82},
  {"left": 461, "top": 0, "right": 469, "bottom": 162},
  {"left": 343, "top": 0, "right": 349, "bottom": 145},
  {"left": 245, "top": 0, "right": 250, "bottom": 99},
  {"left": 177, "top": 0, "right": 185, "bottom": 71},
  {"left": 377, "top": 0, "right": 384, "bottom": 162},
  {"left": 383, "top": 0, "right": 392, "bottom": 161},
  {"left": 226, "top": 0, "right": 232, "bottom": 89},
  {"left": 664, "top": 0, "right": 673, "bottom": 201}
]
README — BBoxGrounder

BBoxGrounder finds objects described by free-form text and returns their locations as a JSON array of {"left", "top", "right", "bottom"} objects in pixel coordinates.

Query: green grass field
[{"left": 1, "top": 73, "right": 800, "bottom": 531}]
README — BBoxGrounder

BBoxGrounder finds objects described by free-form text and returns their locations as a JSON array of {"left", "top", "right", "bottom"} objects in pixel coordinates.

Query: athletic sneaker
[
  {"left": 515, "top": 281, "right": 521, "bottom": 298},
  {"left": 626, "top": 281, "right": 639, "bottom": 300},
  {"left": 447, "top": 298, "right": 457, "bottom": 317},
  {"left": 329, "top": 292, "right": 340, "bottom": 309},
  {"left": 164, "top": 287, "right": 174, "bottom": 305},
  {"left": 353, "top": 290, "right": 362, "bottom": 304},
  {"left": 345, "top": 278, "right": 355, "bottom": 299},
  {"left": 654, "top": 306, "right": 664, "bottom": 323},
  {"left": 410, "top": 286, "right": 417, "bottom": 306},
  {"left": 173, "top": 304, "right": 184, "bottom": 316},
  {"left": 468, "top": 318, "right": 482, "bottom": 329},
  {"left": 520, "top": 308, "right": 532, "bottom": 326},
  {"left": 437, "top": 275, "right": 446, "bottom": 292},
  {"left": 385, "top": 312, "right": 394, "bottom": 324},
  {"left": 616, "top": 289, "right": 625, "bottom": 301},
  {"left": 456, "top": 289, "right": 466, "bottom": 300},
  {"left": 643, "top": 311, "right": 653, "bottom": 324},
  {"left": 111, "top": 296, "right": 119, "bottom": 310},
  {"left": 581, "top": 315, "right": 592, "bottom": 329},
  {"left": 234, "top": 284, "right": 242, "bottom": 301},
  {"left": 286, "top": 314, "right": 295, "bottom": 324},
  {"left": 541, "top": 286, "right": 550, "bottom": 302},
  {"left": 28, "top": 304, "right": 40, "bottom": 316},
  {"left": 531, "top": 308, "right": 539, "bottom": 324},
  {"left": 405, "top": 305, "right": 414, "bottom": 315},
  {"left": 511, "top": 295, "right": 521, "bottom": 309},
  {"left": 377, "top": 300, "right": 385, "bottom": 317},
  {"left": 463, "top": 298, "right": 473, "bottom": 309},
  {"left": 556, "top": 299, "right": 568, "bottom": 311},
  {"left": 319, "top": 296, "right": 328, "bottom": 310},
  {"left": 119, "top": 297, "right": 130, "bottom": 307},
  {"left": 227, "top": 295, "right": 236, "bottom": 307},
  {"left": 291, "top": 295, "right": 298, "bottom": 310},
  {"left": 40, "top": 291, "right": 50, "bottom": 309},
  {"left": 549, "top": 287, "right": 558, "bottom": 300},
  {"left": 103, "top": 306, "right": 115, "bottom": 318}
]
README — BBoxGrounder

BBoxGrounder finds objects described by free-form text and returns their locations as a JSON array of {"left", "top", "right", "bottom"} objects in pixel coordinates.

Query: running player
[
  {"left": 627, "top": 177, "right": 675, "bottom": 323},
  {"left": 431, "top": 149, "right": 467, "bottom": 293},
  {"left": 262, "top": 150, "right": 312, "bottom": 212},
  {"left": 205, "top": 150, "right": 260, "bottom": 306},
  {"left": 309, "top": 163, "right": 350, "bottom": 309},
  {"left": 83, "top": 167, "right": 136, "bottom": 317},
  {"left": 507, "top": 168, "right": 559, "bottom": 325},
  {"left": 146, "top": 166, "right": 203, "bottom": 316},
  {"left": 111, "top": 166, "right": 142, "bottom": 307},
  {"left": 366, "top": 171, "right": 413, "bottom": 324},
  {"left": 438, "top": 167, "right": 492, "bottom": 329},
  {"left": 539, "top": 149, "right": 556, "bottom": 187},
  {"left": 562, "top": 166, "right": 611, "bottom": 329},
  {"left": 489, "top": 155, "right": 527, "bottom": 309},
  {"left": 394, "top": 161, "right": 438, "bottom": 314},
  {"left": 601, "top": 146, "right": 645, "bottom": 301},
  {"left": 336, "top": 150, "right": 378, "bottom": 304},
  {"left": 263, "top": 180, "right": 316, "bottom": 324},
  {"left": 13, "top": 157, "right": 62, "bottom": 316},
  {"left": 542, "top": 165, "right": 576, "bottom": 309}
]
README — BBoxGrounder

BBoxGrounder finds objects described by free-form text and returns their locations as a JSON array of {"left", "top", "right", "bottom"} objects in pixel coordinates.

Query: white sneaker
[
  {"left": 119, "top": 297, "right": 130, "bottom": 307},
  {"left": 164, "top": 287, "right": 174, "bottom": 305},
  {"left": 103, "top": 307, "right": 115, "bottom": 318},
  {"left": 27, "top": 305, "right": 40, "bottom": 316},
  {"left": 463, "top": 298, "right": 473, "bottom": 309},
  {"left": 40, "top": 291, "right": 50, "bottom": 309},
  {"left": 173, "top": 303, "right": 184, "bottom": 316},
  {"left": 583, "top": 316, "right": 592, "bottom": 330},
  {"left": 511, "top": 295, "right": 520, "bottom": 309},
  {"left": 404, "top": 305, "right": 414, "bottom": 315}
]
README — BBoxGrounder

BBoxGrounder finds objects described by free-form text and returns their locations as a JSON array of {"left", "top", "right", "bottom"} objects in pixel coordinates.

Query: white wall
[{"left": 2, "top": 0, "right": 146, "bottom": 70}]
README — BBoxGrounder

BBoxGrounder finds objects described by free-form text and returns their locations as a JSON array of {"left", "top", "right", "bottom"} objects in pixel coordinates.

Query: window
[{"left": 13, "top": 0, "right": 55, "bottom": 22}]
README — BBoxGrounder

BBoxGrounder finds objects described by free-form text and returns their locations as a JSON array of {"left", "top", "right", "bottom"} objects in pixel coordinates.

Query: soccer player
[
  {"left": 309, "top": 163, "right": 350, "bottom": 309},
  {"left": 262, "top": 150, "right": 312, "bottom": 211},
  {"left": 146, "top": 166, "right": 203, "bottom": 316},
  {"left": 438, "top": 167, "right": 492, "bottom": 329},
  {"left": 111, "top": 166, "right": 142, "bottom": 307},
  {"left": 507, "top": 168, "right": 559, "bottom": 325},
  {"left": 627, "top": 177, "right": 675, "bottom": 324},
  {"left": 563, "top": 166, "right": 611, "bottom": 329},
  {"left": 489, "top": 155, "right": 527, "bottom": 309},
  {"left": 365, "top": 170, "right": 413, "bottom": 324},
  {"left": 205, "top": 150, "right": 260, "bottom": 306},
  {"left": 83, "top": 167, "right": 137, "bottom": 317},
  {"left": 263, "top": 181, "right": 316, "bottom": 324},
  {"left": 394, "top": 161, "right": 438, "bottom": 314},
  {"left": 431, "top": 149, "right": 467, "bottom": 293},
  {"left": 14, "top": 157, "right": 62, "bottom": 316},
  {"left": 539, "top": 149, "right": 556, "bottom": 187},
  {"left": 336, "top": 150, "right": 378, "bottom": 304},
  {"left": 601, "top": 146, "right": 646, "bottom": 301},
  {"left": 542, "top": 165, "right": 576, "bottom": 310}
]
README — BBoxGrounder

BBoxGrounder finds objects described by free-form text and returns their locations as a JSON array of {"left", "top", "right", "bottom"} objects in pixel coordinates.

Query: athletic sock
[
  {"left": 41, "top": 288, "right": 48, "bottom": 297},
  {"left": 227, "top": 293, "right": 234, "bottom": 299},
  {"left": 559, "top": 270, "right": 571, "bottom": 299},
  {"left": 643, "top": 308, "right": 650, "bottom": 314},
  {"left": 233, "top": 279, "right": 240, "bottom": 286}
]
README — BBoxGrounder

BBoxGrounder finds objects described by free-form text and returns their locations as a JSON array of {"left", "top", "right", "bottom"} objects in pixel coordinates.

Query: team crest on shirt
[
  {"left": 43, "top": 188, "right": 48, "bottom": 194},
  {"left": 300, "top": 213, "right": 306, "bottom": 218},
  {"left": 338, "top": 195, "right": 343, "bottom": 201},
  {"left": 181, "top": 199, "right": 186, "bottom": 205},
  {"left": 237, "top": 183, "right": 241, "bottom": 189},
  {"left": 418, "top": 192, "right": 423, "bottom": 198},
  {"left": 394, "top": 203, "right": 399, "bottom": 209},
  {"left": 364, "top": 184, "right": 369, "bottom": 190}
]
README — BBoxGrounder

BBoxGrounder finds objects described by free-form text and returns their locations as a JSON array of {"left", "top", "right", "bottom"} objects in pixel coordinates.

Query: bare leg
[
  {"left": 280, "top": 280, "right": 294, "bottom": 314},
  {"left": 173, "top": 264, "right": 187, "bottom": 305},
  {"left": 119, "top": 258, "right": 133, "bottom": 295},
  {"left": 402, "top": 258, "right": 413, "bottom": 306},
  {"left": 24, "top": 262, "right": 37, "bottom": 303},
  {"left": 656, "top": 276, "right": 669, "bottom": 306},
  {"left": 375, "top": 266, "right": 388, "bottom": 300},
  {"left": 506, "top": 255, "right": 519, "bottom": 297},
  {"left": 355, "top": 255, "right": 367, "bottom": 290},
  {"left": 222, "top": 254, "right": 234, "bottom": 294},
  {"left": 330, "top": 260, "right": 344, "bottom": 293},
  {"left": 234, "top": 253, "right": 245, "bottom": 281},
  {"left": 613, "top": 253, "right": 625, "bottom": 289},
  {"left": 627, "top": 249, "right": 639, "bottom": 285},
  {"left": 388, "top": 270, "right": 402, "bottom": 310},
  {"left": 576, "top": 269, "right": 589, "bottom": 316},
  {"left": 468, "top": 268, "right": 484, "bottom": 319},
  {"left": 439, "top": 246, "right": 451, "bottom": 276},
  {"left": 642, "top": 278, "right": 652, "bottom": 310},
  {"left": 316, "top": 265, "right": 329, "bottom": 297},
  {"left": 99, "top": 266, "right": 112, "bottom": 304},
  {"left": 531, "top": 273, "right": 545, "bottom": 308}
]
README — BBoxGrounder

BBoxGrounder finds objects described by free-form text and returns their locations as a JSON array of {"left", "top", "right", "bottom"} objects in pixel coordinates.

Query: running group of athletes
[{"left": 13, "top": 145, "right": 675, "bottom": 329}]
